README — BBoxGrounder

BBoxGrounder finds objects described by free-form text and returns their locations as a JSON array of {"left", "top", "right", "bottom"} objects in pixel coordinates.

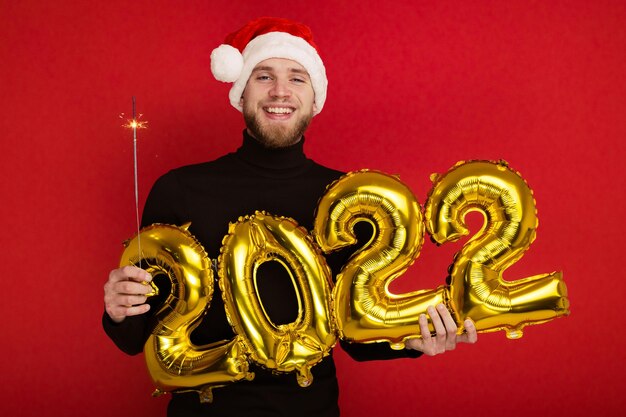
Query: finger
[
  {"left": 416, "top": 313, "right": 433, "bottom": 355},
  {"left": 126, "top": 303, "right": 151, "bottom": 317},
  {"left": 116, "top": 294, "right": 149, "bottom": 307},
  {"left": 109, "top": 303, "right": 151, "bottom": 319},
  {"left": 458, "top": 318, "right": 478, "bottom": 344},
  {"left": 104, "top": 287, "right": 148, "bottom": 308},
  {"left": 104, "top": 281, "right": 151, "bottom": 303},
  {"left": 405, "top": 337, "right": 423, "bottom": 351},
  {"left": 109, "top": 265, "right": 152, "bottom": 284},
  {"left": 437, "top": 303, "right": 458, "bottom": 351},
  {"left": 428, "top": 305, "right": 446, "bottom": 354},
  {"left": 418, "top": 313, "right": 431, "bottom": 341},
  {"left": 116, "top": 280, "right": 155, "bottom": 296}
]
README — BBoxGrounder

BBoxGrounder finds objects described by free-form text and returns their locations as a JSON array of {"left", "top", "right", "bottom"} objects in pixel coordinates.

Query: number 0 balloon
[{"left": 218, "top": 212, "right": 336, "bottom": 387}]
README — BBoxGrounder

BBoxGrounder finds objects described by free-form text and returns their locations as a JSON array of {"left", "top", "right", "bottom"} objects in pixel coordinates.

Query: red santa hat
[{"left": 210, "top": 17, "right": 327, "bottom": 115}]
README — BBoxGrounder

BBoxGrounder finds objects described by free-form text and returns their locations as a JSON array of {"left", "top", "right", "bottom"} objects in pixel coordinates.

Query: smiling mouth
[{"left": 264, "top": 106, "right": 294, "bottom": 115}]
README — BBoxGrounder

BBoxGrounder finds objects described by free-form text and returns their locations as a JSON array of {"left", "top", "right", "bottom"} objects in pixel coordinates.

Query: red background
[{"left": 2, "top": 1, "right": 625, "bottom": 415}]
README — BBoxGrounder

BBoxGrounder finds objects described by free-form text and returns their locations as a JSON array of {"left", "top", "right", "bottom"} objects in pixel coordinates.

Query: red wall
[{"left": 2, "top": 1, "right": 624, "bottom": 415}]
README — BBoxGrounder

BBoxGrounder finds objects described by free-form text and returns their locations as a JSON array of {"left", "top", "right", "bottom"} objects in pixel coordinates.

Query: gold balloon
[
  {"left": 424, "top": 160, "right": 570, "bottom": 339},
  {"left": 313, "top": 170, "right": 447, "bottom": 349},
  {"left": 218, "top": 212, "right": 336, "bottom": 387},
  {"left": 120, "top": 223, "right": 253, "bottom": 403}
]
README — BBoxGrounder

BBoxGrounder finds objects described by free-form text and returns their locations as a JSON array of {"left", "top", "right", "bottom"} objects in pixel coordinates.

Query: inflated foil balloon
[
  {"left": 314, "top": 170, "right": 447, "bottom": 349},
  {"left": 120, "top": 223, "right": 253, "bottom": 403},
  {"left": 424, "top": 161, "right": 570, "bottom": 339},
  {"left": 218, "top": 212, "right": 336, "bottom": 387}
]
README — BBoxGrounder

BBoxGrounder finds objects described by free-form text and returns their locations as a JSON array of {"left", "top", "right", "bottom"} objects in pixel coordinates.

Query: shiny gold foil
[
  {"left": 120, "top": 223, "right": 252, "bottom": 401},
  {"left": 424, "top": 161, "right": 570, "bottom": 338},
  {"left": 218, "top": 212, "right": 336, "bottom": 387},
  {"left": 314, "top": 170, "right": 447, "bottom": 348}
]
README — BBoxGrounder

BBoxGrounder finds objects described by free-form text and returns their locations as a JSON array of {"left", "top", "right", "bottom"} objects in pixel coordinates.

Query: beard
[{"left": 243, "top": 105, "right": 313, "bottom": 149}]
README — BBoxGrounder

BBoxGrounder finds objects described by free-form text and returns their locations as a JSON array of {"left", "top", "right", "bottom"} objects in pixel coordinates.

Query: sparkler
[{"left": 121, "top": 97, "right": 148, "bottom": 269}]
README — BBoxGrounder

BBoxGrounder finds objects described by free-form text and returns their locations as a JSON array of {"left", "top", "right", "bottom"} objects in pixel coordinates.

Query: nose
[{"left": 269, "top": 78, "right": 291, "bottom": 99}]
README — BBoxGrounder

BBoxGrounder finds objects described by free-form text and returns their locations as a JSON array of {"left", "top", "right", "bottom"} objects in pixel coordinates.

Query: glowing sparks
[{"left": 120, "top": 113, "right": 148, "bottom": 130}]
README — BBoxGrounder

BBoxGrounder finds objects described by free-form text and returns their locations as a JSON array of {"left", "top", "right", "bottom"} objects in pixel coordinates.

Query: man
[{"left": 103, "top": 17, "right": 477, "bottom": 417}]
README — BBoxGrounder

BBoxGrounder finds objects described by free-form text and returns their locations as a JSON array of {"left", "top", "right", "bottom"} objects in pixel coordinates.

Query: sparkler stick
[{"left": 121, "top": 97, "right": 148, "bottom": 269}]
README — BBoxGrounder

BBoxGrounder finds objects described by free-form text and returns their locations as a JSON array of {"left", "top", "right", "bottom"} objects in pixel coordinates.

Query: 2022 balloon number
[{"left": 120, "top": 160, "right": 570, "bottom": 401}]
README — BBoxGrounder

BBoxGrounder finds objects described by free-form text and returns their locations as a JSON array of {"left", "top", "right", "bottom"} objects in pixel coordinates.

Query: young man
[{"left": 103, "top": 17, "right": 477, "bottom": 417}]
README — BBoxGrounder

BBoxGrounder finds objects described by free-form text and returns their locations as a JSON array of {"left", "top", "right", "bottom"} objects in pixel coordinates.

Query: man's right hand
[{"left": 104, "top": 266, "right": 153, "bottom": 323}]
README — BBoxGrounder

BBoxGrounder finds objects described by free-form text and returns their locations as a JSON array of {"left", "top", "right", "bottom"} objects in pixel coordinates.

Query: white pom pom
[{"left": 210, "top": 44, "right": 243, "bottom": 82}]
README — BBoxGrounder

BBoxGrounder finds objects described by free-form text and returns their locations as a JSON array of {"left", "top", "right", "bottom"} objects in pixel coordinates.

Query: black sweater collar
[{"left": 235, "top": 130, "right": 312, "bottom": 173}]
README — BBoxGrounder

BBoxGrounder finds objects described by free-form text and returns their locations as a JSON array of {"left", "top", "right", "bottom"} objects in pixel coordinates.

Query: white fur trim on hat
[{"left": 227, "top": 32, "right": 327, "bottom": 115}]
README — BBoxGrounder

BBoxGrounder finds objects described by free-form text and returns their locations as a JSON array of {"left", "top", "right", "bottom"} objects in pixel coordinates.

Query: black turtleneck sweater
[{"left": 103, "top": 131, "right": 420, "bottom": 417}]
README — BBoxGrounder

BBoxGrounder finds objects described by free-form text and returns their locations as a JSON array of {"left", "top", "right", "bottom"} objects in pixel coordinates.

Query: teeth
[{"left": 266, "top": 107, "right": 293, "bottom": 114}]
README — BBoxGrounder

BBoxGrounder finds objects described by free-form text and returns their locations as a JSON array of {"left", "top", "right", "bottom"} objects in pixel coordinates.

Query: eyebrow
[{"left": 252, "top": 66, "right": 310, "bottom": 77}]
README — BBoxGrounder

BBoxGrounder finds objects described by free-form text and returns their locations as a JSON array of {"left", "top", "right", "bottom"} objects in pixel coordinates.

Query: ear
[
  {"left": 312, "top": 102, "right": 318, "bottom": 114},
  {"left": 239, "top": 96, "right": 244, "bottom": 107}
]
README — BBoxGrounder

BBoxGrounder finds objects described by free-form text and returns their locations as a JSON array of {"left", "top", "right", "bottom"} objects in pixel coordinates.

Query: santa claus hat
[{"left": 210, "top": 17, "right": 327, "bottom": 115}]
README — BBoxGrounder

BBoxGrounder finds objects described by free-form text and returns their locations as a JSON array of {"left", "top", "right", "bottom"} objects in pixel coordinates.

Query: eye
[
  {"left": 291, "top": 76, "right": 310, "bottom": 84},
  {"left": 252, "top": 71, "right": 273, "bottom": 81}
]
